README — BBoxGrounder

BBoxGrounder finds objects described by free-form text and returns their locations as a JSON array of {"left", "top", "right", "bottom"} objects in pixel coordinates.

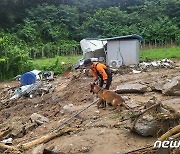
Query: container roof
[{"left": 100, "top": 34, "right": 144, "bottom": 42}]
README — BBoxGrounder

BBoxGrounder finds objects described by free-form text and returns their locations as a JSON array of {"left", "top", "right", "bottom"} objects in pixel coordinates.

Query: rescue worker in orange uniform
[{"left": 83, "top": 59, "right": 112, "bottom": 89}]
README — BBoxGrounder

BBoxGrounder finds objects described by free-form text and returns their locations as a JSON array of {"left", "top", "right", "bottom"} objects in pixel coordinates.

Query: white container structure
[{"left": 80, "top": 34, "right": 143, "bottom": 68}]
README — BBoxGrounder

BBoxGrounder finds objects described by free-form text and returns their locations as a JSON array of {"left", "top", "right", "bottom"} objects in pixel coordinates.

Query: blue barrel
[{"left": 20, "top": 72, "right": 36, "bottom": 85}]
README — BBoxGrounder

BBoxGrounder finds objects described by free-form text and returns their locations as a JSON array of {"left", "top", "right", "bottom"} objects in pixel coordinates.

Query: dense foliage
[{"left": 0, "top": 0, "right": 179, "bottom": 80}]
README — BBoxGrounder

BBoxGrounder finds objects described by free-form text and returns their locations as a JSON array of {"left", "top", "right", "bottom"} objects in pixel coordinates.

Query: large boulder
[
  {"left": 162, "top": 76, "right": 180, "bottom": 96},
  {"left": 132, "top": 97, "right": 180, "bottom": 137},
  {"left": 116, "top": 83, "right": 148, "bottom": 93},
  {"left": 133, "top": 114, "right": 159, "bottom": 136}
]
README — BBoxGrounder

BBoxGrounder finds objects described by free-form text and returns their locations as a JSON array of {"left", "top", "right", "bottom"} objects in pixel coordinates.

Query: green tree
[{"left": 0, "top": 31, "right": 32, "bottom": 80}]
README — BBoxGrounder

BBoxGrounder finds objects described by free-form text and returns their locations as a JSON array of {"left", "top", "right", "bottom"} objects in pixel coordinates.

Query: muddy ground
[{"left": 0, "top": 59, "right": 180, "bottom": 154}]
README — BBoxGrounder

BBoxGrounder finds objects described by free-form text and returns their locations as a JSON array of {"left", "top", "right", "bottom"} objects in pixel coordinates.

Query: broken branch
[
  {"left": 130, "top": 103, "right": 161, "bottom": 131},
  {"left": 19, "top": 128, "right": 73, "bottom": 150}
]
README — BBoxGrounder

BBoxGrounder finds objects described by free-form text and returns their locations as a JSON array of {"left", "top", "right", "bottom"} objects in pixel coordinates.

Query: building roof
[{"left": 100, "top": 34, "right": 144, "bottom": 42}]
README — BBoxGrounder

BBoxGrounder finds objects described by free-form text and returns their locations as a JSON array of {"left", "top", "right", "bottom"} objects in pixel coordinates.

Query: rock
[
  {"left": 125, "top": 101, "right": 140, "bottom": 108},
  {"left": 132, "top": 69, "right": 141, "bottom": 74},
  {"left": 30, "top": 113, "right": 49, "bottom": 125},
  {"left": 144, "top": 97, "right": 156, "bottom": 109},
  {"left": 32, "top": 144, "right": 45, "bottom": 154},
  {"left": 161, "top": 98, "right": 180, "bottom": 113},
  {"left": 121, "top": 96, "right": 129, "bottom": 101},
  {"left": 116, "top": 83, "right": 148, "bottom": 93},
  {"left": 62, "top": 104, "right": 75, "bottom": 113},
  {"left": 25, "top": 122, "right": 37, "bottom": 132},
  {"left": 162, "top": 76, "right": 180, "bottom": 96},
  {"left": 133, "top": 114, "right": 159, "bottom": 136},
  {"left": 10, "top": 124, "right": 26, "bottom": 138},
  {"left": 81, "top": 146, "right": 90, "bottom": 153},
  {"left": 149, "top": 82, "right": 163, "bottom": 91},
  {"left": 43, "top": 149, "right": 59, "bottom": 154},
  {"left": 157, "top": 107, "right": 170, "bottom": 114}
]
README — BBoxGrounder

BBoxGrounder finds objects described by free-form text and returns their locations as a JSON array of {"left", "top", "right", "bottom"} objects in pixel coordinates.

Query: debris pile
[
  {"left": 0, "top": 81, "right": 54, "bottom": 104},
  {"left": 139, "top": 58, "right": 174, "bottom": 69},
  {"left": 129, "top": 58, "right": 175, "bottom": 74},
  {"left": 130, "top": 98, "right": 180, "bottom": 137}
]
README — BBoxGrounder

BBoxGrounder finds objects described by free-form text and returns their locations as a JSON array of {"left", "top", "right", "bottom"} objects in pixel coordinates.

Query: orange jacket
[{"left": 91, "top": 62, "right": 108, "bottom": 81}]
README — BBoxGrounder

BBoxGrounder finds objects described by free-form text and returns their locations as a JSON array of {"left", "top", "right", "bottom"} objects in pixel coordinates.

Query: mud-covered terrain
[{"left": 0, "top": 59, "right": 179, "bottom": 154}]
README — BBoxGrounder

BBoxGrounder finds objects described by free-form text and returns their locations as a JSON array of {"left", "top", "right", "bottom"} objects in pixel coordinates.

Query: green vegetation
[
  {"left": 0, "top": 0, "right": 180, "bottom": 80},
  {"left": 140, "top": 46, "right": 180, "bottom": 61},
  {"left": 32, "top": 55, "right": 82, "bottom": 75}
]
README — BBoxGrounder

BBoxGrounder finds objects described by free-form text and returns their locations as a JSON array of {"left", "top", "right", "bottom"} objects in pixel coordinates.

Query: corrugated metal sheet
[{"left": 100, "top": 34, "right": 144, "bottom": 42}]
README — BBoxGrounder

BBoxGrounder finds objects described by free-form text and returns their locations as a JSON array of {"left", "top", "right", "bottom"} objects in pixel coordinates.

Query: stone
[
  {"left": 116, "top": 83, "right": 148, "bottom": 93},
  {"left": 25, "top": 122, "right": 37, "bottom": 132},
  {"left": 30, "top": 113, "right": 49, "bottom": 125},
  {"left": 133, "top": 114, "right": 159, "bottom": 136},
  {"left": 125, "top": 101, "right": 140, "bottom": 108},
  {"left": 144, "top": 97, "right": 156, "bottom": 109},
  {"left": 161, "top": 98, "right": 180, "bottom": 113},
  {"left": 121, "top": 96, "right": 129, "bottom": 101},
  {"left": 11, "top": 127, "right": 26, "bottom": 138},
  {"left": 32, "top": 144, "right": 45, "bottom": 154},
  {"left": 62, "top": 104, "right": 75, "bottom": 113},
  {"left": 149, "top": 82, "right": 163, "bottom": 91},
  {"left": 162, "top": 76, "right": 180, "bottom": 96}
]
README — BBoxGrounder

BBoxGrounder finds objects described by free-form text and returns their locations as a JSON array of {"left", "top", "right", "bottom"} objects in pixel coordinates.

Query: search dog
[{"left": 90, "top": 83, "right": 129, "bottom": 110}]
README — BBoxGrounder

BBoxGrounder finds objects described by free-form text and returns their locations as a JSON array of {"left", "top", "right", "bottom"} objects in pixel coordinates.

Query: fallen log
[
  {"left": 0, "top": 142, "right": 18, "bottom": 151},
  {"left": 170, "top": 132, "right": 180, "bottom": 139},
  {"left": 19, "top": 128, "right": 76, "bottom": 150},
  {"left": 159, "top": 124, "right": 180, "bottom": 141},
  {"left": 0, "top": 128, "right": 79, "bottom": 153}
]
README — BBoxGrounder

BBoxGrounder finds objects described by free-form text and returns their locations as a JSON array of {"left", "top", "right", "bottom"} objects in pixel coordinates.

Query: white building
[{"left": 80, "top": 34, "right": 143, "bottom": 68}]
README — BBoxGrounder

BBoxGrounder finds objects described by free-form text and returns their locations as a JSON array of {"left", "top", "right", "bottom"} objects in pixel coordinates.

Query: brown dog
[{"left": 90, "top": 83, "right": 128, "bottom": 110}]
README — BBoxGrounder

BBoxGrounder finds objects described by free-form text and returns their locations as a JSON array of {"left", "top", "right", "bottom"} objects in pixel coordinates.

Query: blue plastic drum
[{"left": 20, "top": 72, "right": 36, "bottom": 85}]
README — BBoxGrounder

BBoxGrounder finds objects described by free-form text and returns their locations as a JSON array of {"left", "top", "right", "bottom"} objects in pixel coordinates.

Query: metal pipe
[{"left": 50, "top": 99, "right": 99, "bottom": 133}]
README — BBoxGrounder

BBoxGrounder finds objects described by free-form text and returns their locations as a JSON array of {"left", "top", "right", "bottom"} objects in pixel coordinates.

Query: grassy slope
[
  {"left": 140, "top": 46, "right": 180, "bottom": 61},
  {"left": 31, "top": 46, "right": 180, "bottom": 73},
  {"left": 32, "top": 55, "right": 82, "bottom": 67}
]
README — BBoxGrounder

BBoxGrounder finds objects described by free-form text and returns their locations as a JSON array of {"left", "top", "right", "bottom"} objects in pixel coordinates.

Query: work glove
[{"left": 102, "top": 83, "right": 107, "bottom": 89}]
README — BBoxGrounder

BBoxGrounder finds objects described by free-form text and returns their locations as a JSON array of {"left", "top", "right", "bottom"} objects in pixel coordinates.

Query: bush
[{"left": 0, "top": 32, "right": 32, "bottom": 81}]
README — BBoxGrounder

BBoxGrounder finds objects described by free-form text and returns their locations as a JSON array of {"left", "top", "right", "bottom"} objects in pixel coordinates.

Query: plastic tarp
[
  {"left": 80, "top": 39, "right": 107, "bottom": 54},
  {"left": 20, "top": 72, "right": 36, "bottom": 85}
]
